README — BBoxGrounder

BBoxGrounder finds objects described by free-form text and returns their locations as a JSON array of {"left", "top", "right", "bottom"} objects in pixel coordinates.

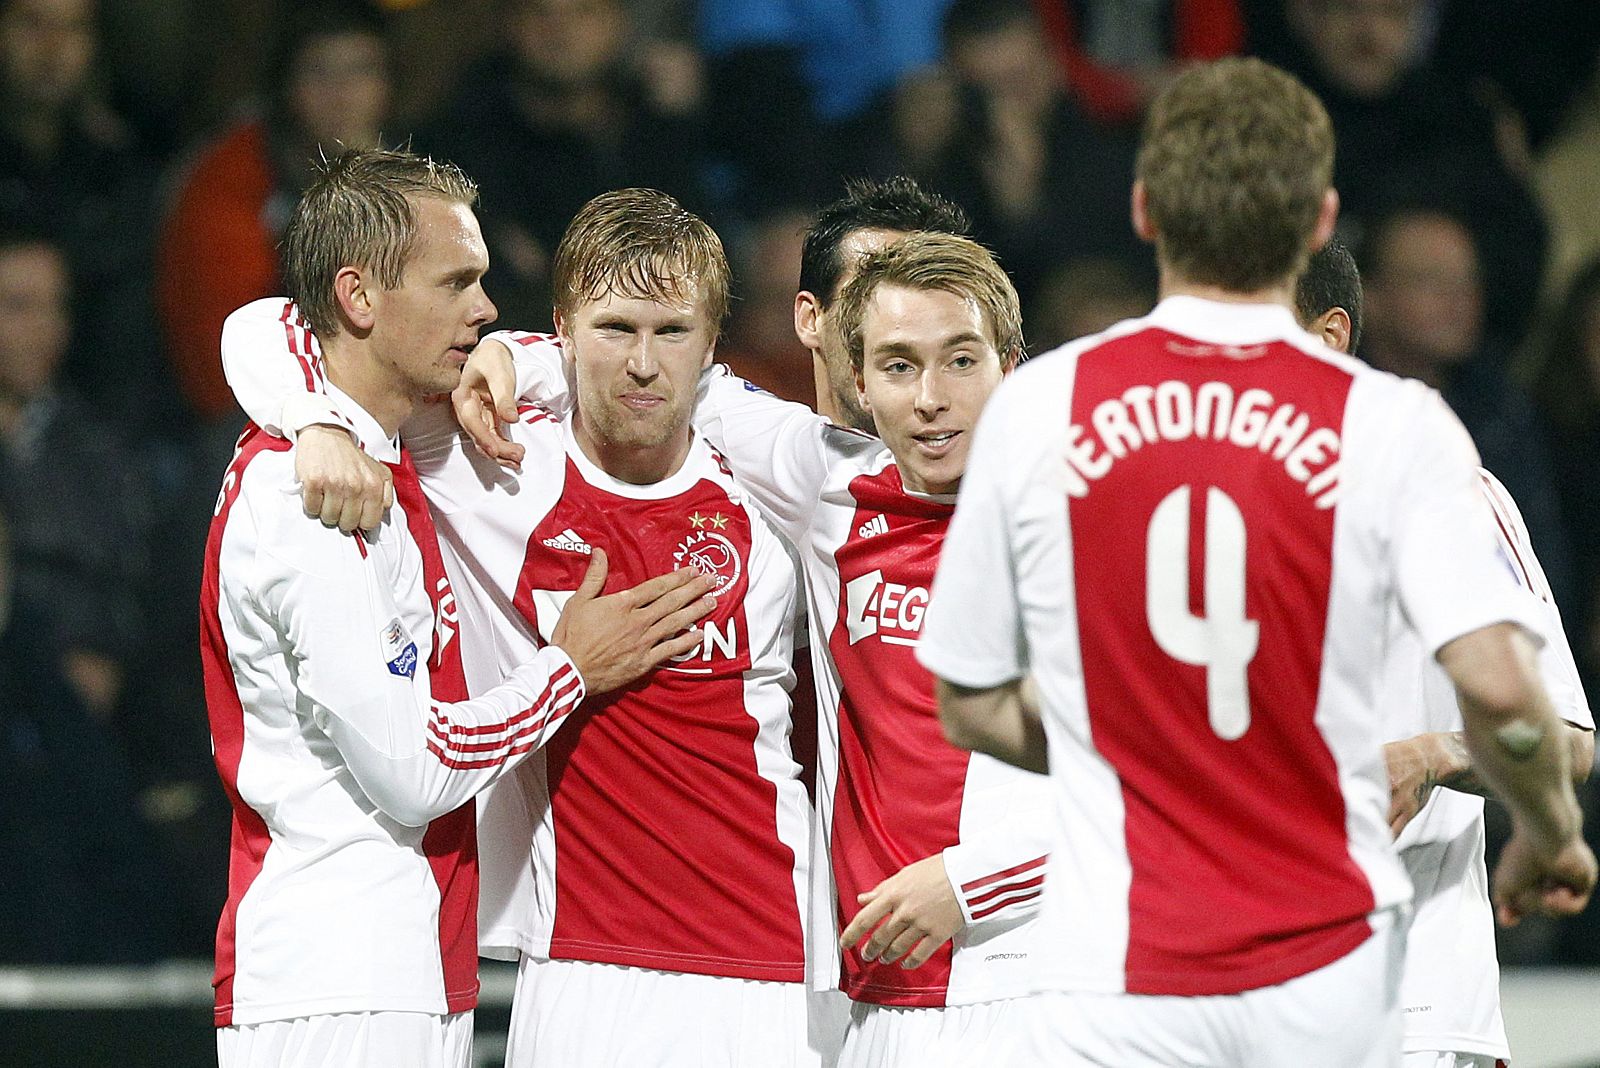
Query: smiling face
[
  {"left": 560, "top": 287, "right": 716, "bottom": 484},
  {"left": 853, "top": 284, "right": 1012, "bottom": 496},
  {"left": 366, "top": 195, "right": 497, "bottom": 399}
]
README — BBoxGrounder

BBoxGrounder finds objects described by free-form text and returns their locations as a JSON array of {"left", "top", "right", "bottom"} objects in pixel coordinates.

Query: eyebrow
[{"left": 870, "top": 332, "right": 989, "bottom": 356}]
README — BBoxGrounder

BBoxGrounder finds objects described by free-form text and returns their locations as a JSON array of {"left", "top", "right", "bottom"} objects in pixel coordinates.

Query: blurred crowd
[{"left": 2, "top": 0, "right": 1599, "bottom": 966}]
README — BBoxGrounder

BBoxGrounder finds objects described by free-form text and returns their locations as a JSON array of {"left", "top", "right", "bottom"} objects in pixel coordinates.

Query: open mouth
[{"left": 912, "top": 430, "right": 960, "bottom": 453}]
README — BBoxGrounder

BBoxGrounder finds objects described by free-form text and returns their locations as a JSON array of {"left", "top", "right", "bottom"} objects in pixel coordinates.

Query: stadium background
[{"left": 1, "top": 0, "right": 1598, "bottom": 1063}]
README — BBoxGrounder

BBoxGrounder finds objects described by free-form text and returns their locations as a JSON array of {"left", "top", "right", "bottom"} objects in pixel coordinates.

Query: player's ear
[
  {"left": 1320, "top": 307, "right": 1353, "bottom": 354},
  {"left": 1131, "top": 181, "right": 1156, "bottom": 243},
  {"left": 334, "top": 266, "right": 375, "bottom": 332},
  {"left": 795, "top": 291, "right": 823, "bottom": 351},
  {"left": 1000, "top": 344, "right": 1021, "bottom": 376},
  {"left": 553, "top": 306, "right": 572, "bottom": 347},
  {"left": 1311, "top": 188, "right": 1340, "bottom": 251},
  {"left": 853, "top": 363, "right": 871, "bottom": 414}
]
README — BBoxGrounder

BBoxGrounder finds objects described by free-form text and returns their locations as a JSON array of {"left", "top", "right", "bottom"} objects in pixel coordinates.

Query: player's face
[
  {"left": 812, "top": 227, "right": 907, "bottom": 432},
  {"left": 560, "top": 288, "right": 716, "bottom": 482},
  {"left": 853, "top": 284, "right": 1011, "bottom": 496},
  {"left": 367, "top": 196, "right": 497, "bottom": 399}
]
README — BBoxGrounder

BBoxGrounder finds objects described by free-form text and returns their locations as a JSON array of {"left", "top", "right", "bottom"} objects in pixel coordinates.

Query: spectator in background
[
  {"left": 1530, "top": 258, "right": 1600, "bottom": 691},
  {"left": 156, "top": 2, "right": 391, "bottom": 433},
  {"left": 697, "top": 0, "right": 955, "bottom": 202},
  {"left": 720, "top": 209, "right": 816, "bottom": 406},
  {"left": 1031, "top": 0, "right": 1245, "bottom": 125},
  {"left": 898, "top": 0, "right": 1145, "bottom": 309},
  {"left": 0, "top": 498, "right": 177, "bottom": 965},
  {"left": 0, "top": 0, "right": 175, "bottom": 436},
  {"left": 1533, "top": 49, "right": 1600, "bottom": 312},
  {"left": 1526, "top": 254, "right": 1600, "bottom": 968},
  {"left": 1026, "top": 255, "right": 1154, "bottom": 353},
  {"left": 1359, "top": 205, "right": 1573, "bottom": 617},
  {"left": 0, "top": 228, "right": 152, "bottom": 722},
  {"left": 1265, "top": 0, "right": 1548, "bottom": 346},
  {"left": 426, "top": 0, "right": 710, "bottom": 329}
]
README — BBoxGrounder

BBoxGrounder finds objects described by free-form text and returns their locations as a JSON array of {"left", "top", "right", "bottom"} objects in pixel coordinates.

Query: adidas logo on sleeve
[
  {"left": 857, "top": 515, "right": 889, "bottom": 539},
  {"left": 542, "top": 529, "right": 593, "bottom": 555}
]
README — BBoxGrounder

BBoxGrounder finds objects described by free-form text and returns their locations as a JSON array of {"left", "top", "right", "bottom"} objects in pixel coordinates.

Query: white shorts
[
  {"left": 1020, "top": 908, "right": 1406, "bottom": 1067},
  {"left": 838, "top": 997, "right": 1030, "bottom": 1068},
  {"left": 505, "top": 957, "right": 847, "bottom": 1067},
  {"left": 1401, "top": 1054, "right": 1506, "bottom": 1068},
  {"left": 217, "top": 1010, "right": 471, "bottom": 1068}
]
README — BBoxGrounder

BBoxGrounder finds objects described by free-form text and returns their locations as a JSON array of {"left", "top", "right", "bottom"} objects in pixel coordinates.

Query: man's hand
[
  {"left": 452, "top": 338, "right": 524, "bottom": 469},
  {"left": 838, "top": 854, "right": 964, "bottom": 970},
  {"left": 551, "top": 548, "right": 718, "bottom": 694},
  {"left": 296, "top": 424, "right": 392, "bottom": 533},
  {"left": 1384, "top": 734, "right": 1444, "bottom": 838},
  {"left": 1493, "top": 825, "right": 1597, "bottom": 926}
]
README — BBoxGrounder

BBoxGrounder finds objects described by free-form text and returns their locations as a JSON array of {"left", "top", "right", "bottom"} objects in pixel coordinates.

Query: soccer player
[
  {"left": 204, "top": 150, "right": 717, "bottom": 1068},
  {"left": 221, "top": 188, "right": 827, "bottom": 1066},
  {"left": 464, "top": 229, "right": 1053, "bottom": 1066},
  {"left": 792, "top": 177, "right": 972, "bottom": 431},
  {"left": 918, "top": 57, "right": 1596, "bottom": 1067},
  {"left": 1296, "top": 239, "right": 1596, "bottom": 1068}
]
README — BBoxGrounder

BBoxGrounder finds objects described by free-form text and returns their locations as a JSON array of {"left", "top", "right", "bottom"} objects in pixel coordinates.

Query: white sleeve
[
  {"left": 917, "top": 382, "right": 1026, "bottom": 687},
  {"left": 692, "top": 364, "right": 835, "bottom": 544},
  {"left": 253, "top": 510, "right": 586, "bottom": 827},
  {"left": 1478, "top": 470, "right": 1594, "bottom": 731},
  {"left": 484, "top": 329, "right": 573, "bottom": 411},
  {"left": 1389, "top": 390, "right": 1545, "bottom": 659},
  {"left": 220, "top": 298, "right": 351, "bottom": 441},
  {"left": 941, "top": 815, "right": 1052, "bottom": 932}
]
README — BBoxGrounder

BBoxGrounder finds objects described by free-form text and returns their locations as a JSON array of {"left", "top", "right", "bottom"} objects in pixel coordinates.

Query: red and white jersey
[
  {"left": 221, "top": 301, "right": 810, "bottom": 984},
  {"left": 490, "top": 330, "right": 1055, "bottom": 1008},
  {"left": 918, "top": 296, "right": 1544, "bottom": 998},
  {"left": 1381, "top": 469, "right": 1593, "bottom": 1058},
  {"left": 202, "top": 382, "right": 585, "bottom": 1027}
]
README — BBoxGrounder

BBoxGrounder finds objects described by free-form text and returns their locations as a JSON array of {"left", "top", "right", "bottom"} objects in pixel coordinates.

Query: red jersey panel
[
  {"left": 1066, "top": 329, "right": 1372, "bottom": 994},
  {"left": 514, "top": 458, "right": 806, "bottom": 981}
]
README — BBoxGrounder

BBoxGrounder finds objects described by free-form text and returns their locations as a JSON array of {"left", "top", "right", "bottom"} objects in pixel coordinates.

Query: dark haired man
[
  {"left": 795, "top": 176, "right": 972, "bottom": 430},
  {"left": 921, "top": 58, "right": 1593, "bottom": 1065}
]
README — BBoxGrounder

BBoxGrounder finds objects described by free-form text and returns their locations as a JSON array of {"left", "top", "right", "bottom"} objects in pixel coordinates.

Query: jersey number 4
[{"left": 1145, "top": 486, "right": 1259, "bottom": 740}]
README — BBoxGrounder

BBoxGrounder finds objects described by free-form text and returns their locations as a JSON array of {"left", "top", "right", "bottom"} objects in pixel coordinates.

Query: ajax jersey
[
  {"left": 920, "top": 296, "right": 1543, "bottom": 998},
  {"left": 492, "top": 330, "right": 1054, "bottom": 1008}
]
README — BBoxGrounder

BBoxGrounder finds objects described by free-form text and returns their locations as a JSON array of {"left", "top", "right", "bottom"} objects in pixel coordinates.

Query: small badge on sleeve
[{"left": 382, "top": 617, "right": 419, "bottom": 679}]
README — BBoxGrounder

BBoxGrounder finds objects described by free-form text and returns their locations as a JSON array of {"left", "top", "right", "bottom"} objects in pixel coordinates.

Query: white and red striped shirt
[
  {"left": 919, "top": 296, "right": 1543, "bottom": 997},
  {"left": 490, "top": 330, "right": 1055, "bottom": 1009},
  {"left": 202, "top": 382, "right": 585, "bottom": 1027},
  {"left": 220, "top": 301, "right": 811, "bottom": 985}
]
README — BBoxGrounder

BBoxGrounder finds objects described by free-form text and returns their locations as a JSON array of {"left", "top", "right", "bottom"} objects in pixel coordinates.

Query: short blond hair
[
  {"left": 281, "top": 147, "right": 479, "bottom": 337},
  {"left": 836, "top": 233, "right": 1023, "bottom": 372},
  {"left": 1137, "top": 58, "right": 1334, "bottom": 292},
  {"left": 552, "top": 188, "right": 730, "bottom": 332}
]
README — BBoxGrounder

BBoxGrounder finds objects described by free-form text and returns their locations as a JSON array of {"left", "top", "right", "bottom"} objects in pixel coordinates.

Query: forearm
[
  {"left": 1460, "top": 695, "right": 1580, "bottom": 848},
  {"left": 322, "top": 648, "right": 585, "bottom": 826},
  {"left": 936, "top": 677, "right": 1048, "bottom": 775},
  {"left": 1430, "top": 725, "right": 1593, "bottom": 797}
]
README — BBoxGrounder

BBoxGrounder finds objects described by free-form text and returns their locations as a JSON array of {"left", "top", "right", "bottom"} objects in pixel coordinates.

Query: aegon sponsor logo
[{"left": 844, "top": 569, "right": 928, "bottom": 646}]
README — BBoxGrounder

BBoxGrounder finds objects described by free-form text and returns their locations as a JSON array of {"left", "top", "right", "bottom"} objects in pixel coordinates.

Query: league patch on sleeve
[
  {"left": 382, "top": 617, "right": 419, "bottom": 679},
  {"left": 741, "top": 378, "right": 771, "bottom": 394}
]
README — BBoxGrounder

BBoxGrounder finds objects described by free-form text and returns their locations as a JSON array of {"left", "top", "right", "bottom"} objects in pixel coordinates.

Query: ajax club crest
[{"left": 675, "top": 513, "right": 742, "bottom": 590}]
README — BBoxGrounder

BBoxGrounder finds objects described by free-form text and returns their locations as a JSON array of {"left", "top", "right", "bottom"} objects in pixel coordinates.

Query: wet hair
[
  {"left": 280, "top": 146, "right": 478, "bottom": 336},
  {"left": 1294, "top": 239, "right": 1364, "bottom": 354},
  {"left": 835, "top": 232, "right": 1023, "bottom": 373},
  {"left": 552, "top": 187, "right": 731, "bottom": 333},
  {"left": 798, "top": 176, "right": 970, "bottom": 306}
]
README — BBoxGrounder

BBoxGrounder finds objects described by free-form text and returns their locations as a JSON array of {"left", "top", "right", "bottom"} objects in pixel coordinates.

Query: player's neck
[
  {"left": 571, "top": 412, "right": 694, "bottom": 486},
  {"left": 320, "top": 336, "right": 417, "bottom": 439},
  {"left": 1158, "top": 268, "right": 1297, "bottom": 311}
]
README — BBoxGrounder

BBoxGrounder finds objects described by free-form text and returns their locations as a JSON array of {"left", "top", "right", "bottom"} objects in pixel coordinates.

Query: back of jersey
[{"left": 920, "top": 297, "right": 1532, "bottom": 998}]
